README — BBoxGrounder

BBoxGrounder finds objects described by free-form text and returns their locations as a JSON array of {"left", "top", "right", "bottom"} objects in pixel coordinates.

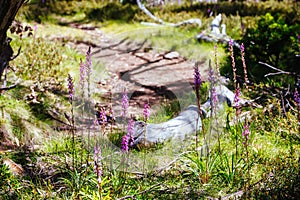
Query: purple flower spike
[
  {"left": 97, "top": 108, "right": 107, "bottom": 126},
  {"left": 121, "top": 133, "right": 129, "bottom": 152},
  {"left": 229, "top": 40, "right": 237, "bottom": 88},
  {"left": 241, "top": 43, "right": 245, "bottom": 52},
  {"left": 85, "top": 46, "right": 92, "bottom": 76},
  {"left": 93, "top": 145, "right": 102, "bottom": 188},
  {"left": 143, "top": 102, "right": 150, "bottom": 122},
  {"left": 208, "top": 65, "right": 215, "bottom": 83},
  {"left": 229, "top": 39, "right": 233, "bottom": 48},
  {"left": 79, "top": 60, "right": 85, "bottom": 88},
  {"left": 234, "top": 87, "right": 241, "bottom": 109},
  {"left": 127, "top": 118, "right": 135, "bottom": 146},
  {"left": 211, "top": 88, "right": 218, "bottom": 108},
  {"left": 194, "top": 64, "right": 202, "bottom": 88},
  {"left": 67, "top": 74, "right": 74, "bottom": 102},
  {"left": 242, "top": 123, "right": 250, "bottom": 140},
  {"left": 241, "top": 43, "right": 249, "bottom": 88}
]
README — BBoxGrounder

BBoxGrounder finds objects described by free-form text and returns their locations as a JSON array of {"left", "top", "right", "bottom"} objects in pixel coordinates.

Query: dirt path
[{"left": 73, "top": 26, "right": 209, "bottom": 117}]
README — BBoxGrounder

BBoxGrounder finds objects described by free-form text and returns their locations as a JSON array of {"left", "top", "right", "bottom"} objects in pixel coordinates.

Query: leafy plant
[
  {"left": 0, "top": 161, "right": 23, "bottom": 199},
  {"left": 222, "top": 13, "right": 299, "bottom": 84},
  {"left": 247, "top": 152, "right": 300, "bottom": 199},
  {"left": 183, "top": 151, "right": 219, "bottom": 184}
]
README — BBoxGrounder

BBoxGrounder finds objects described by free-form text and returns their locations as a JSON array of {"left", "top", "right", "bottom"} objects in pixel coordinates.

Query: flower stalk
[
  {"left": 194, "top": 62, "right": 204, "bottom": 151},
  {"left": 241, "top": 43, "right": 249, "bottom": 89},
  {"left": 67, "top": 74, "right": 76, "bottom": 169}
]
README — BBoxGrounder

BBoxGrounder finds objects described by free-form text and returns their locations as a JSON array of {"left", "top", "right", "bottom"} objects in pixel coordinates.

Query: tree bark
[{"left": 0, "top": 0, "right": 25, "bottom": 82}]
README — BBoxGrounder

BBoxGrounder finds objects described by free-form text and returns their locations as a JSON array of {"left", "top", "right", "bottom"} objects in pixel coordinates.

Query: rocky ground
[{"left": 71, "top": 25, "right": 210, "bottom": 118}]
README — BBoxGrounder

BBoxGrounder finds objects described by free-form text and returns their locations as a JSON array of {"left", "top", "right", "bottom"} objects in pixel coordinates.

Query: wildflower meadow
[{"left": 0, "top": 1, "right": 299, "bottom": 199}]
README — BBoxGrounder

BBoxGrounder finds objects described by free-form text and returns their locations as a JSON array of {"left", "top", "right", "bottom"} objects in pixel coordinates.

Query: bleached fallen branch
[
  {"left": 259, "top": 61, "right": 292, "bottom": 77},
  {"left": 137, "top": 0, "right": 201, "bottom": 27}
]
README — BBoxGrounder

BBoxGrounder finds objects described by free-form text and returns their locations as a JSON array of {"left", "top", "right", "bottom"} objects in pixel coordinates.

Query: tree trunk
[{"left": 0, "top": 0, "right": 25, "bottom": 82}]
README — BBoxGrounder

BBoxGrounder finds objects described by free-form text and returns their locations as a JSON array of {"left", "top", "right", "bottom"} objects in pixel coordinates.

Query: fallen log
[
  {"left": 132, "top": 105, "right": 203, "bottom": 148},
  {"left": 132, "top": 84, "right": 236, "bottom": 148}
]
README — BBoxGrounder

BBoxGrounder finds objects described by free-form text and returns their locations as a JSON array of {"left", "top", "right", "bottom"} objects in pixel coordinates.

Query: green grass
[{"left": 1, "top": 1, "right": 299, "bottom": 199}]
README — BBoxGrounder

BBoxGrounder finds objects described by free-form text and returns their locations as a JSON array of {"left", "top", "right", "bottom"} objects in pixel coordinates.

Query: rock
[{"left": 163, "top": 51, "right": 180, "bottom": 59}]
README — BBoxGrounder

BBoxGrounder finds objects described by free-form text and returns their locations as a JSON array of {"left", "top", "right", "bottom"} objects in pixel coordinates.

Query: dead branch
[
  {"left": 137, "top": 0, "right": 201, "bottom": 27},
  {"left": 259, "top": 61, "right": 292, "bottom": 77}
]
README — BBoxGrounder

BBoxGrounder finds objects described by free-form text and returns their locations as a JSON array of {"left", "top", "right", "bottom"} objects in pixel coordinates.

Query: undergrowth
[{"left": 0, "top": 1, "right": 299, "bottom": 200}]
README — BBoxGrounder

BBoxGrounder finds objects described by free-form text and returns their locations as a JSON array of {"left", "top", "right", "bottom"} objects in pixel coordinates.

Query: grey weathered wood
[
  {"left": 137, "top": 0, "right": 201, "bottom": 28},
  {"left": 132, "top": 105, "right": 203, "bottom": 148},
  {"left": 196, "top": 31, "right": 240, "bottom": 49},
  {"left": 132, "top": 84, "right": 236, "bottom": 147}
]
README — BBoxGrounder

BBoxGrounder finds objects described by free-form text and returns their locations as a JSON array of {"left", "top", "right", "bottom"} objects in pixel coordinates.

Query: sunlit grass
[
  {"left": 1, "top": 1, "right": 299, "bottom": 199},
  {"left": 100, "top": 20, "right": 227, "bottom": 62}
]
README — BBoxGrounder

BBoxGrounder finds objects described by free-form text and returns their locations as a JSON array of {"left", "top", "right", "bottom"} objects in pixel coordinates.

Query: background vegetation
[{"left": 0, "top": 0, "right": 299, "bottom": 199}]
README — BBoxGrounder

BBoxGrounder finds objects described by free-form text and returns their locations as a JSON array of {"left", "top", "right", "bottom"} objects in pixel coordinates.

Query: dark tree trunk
[{"left": 0, "top": 0, "right": 25, "bottom": 83}]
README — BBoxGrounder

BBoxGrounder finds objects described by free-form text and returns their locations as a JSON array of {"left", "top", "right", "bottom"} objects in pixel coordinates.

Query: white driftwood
[
  {"left": 196, "top": 31, "right": 241, "bottom": 48},
  {"left": 137, "top": 0, "right": 202, "bottom": 27},
  {"left": 132, "top": 85, "right": 236, "bottom": 147},
  {"left": 132, "top": 105, "right": 203, "bottom": 147}
]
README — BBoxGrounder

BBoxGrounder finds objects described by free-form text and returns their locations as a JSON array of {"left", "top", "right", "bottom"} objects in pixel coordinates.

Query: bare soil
[{"left": 71, "top": 25, "right": 209, "bottom": 117}]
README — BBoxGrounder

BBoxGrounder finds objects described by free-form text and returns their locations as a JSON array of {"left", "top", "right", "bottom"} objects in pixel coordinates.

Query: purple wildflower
[
  {"left": 121, "top": 116, "right": 135, "bottom": 152},
  {"left": 79, "top": 59, "right": 85, "bottom": 89},
  {"left": 93, "top": 145, "right": 102, "bottom": 188},
  {"left": 294, "top": 88, "right": 300, "bottom": 107},
  {"left": 67, "top": 74, "right": 74, "bottom": 102},
  {"left": 229, "top": 39, "right": 237, "bottom": 88},
  {"left": 143, "top": 102, "right": 150, "bottom": 122},
  {"left": 234, "top": 87, "right": 241, "bottom": 114},
  {"left": 121, "top": 133, "right": 129, "bottom": 152},
  {"left": 96, "top": 108, "right": 107, "bottom": 126},
  {"left": 207, "top": 8, "right": 211, "bottom": 14},
  {"left": 229, "top": 39, "right": 233, "bottom": 48},
  {"left": 241, "top": 43, "right": 249, "bottom": 88},
  {"left": 242, "top": 123, "right": 250, "bottom": 143},
  {"left": 211, "top": 88, "right": 218, "bottom": 110},
  {"left": 127, "top": 118, "right": 135, "bottom": 146},
  {"left": 241, "top": 43, "right": 245, "bottom": 52},
  {"left": 85, "top": 46, "right": 92, "bottom": 77},
  {"left": 208, "top": 65, "right": 215, "bottom": 83},
  {"left": 194, "top": 64, "right": 202, "bottom": 89},
  {"left": 193, "top": 62, "right": 204, "bottom": 121},
  {"left": 121, "top": 88, "right": 129, "bottom": 118}
]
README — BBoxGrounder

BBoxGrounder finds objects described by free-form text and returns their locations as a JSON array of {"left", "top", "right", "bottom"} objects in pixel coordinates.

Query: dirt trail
[{"left": 73, "top": 27, "right": 209, "bottom": 117}]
